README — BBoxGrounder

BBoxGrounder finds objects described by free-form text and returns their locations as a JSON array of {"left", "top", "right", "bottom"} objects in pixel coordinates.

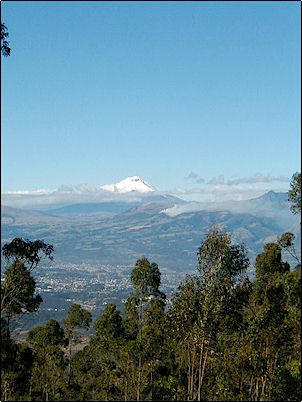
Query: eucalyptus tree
[
  {"left": 277, "top": 232, "right": 301, "bottom": 268},
  {"left": 0, "top": 238, "right": 54, "bottom": 401},
  {"left": 168, "top": 226, "right": 250, "bottom": 400},
  {"left": 63, "top": 303, "right": 91, "bottom": 387},
  {"left": 1, "top": 340, "right": 33, "bottom": 402},
  {"left": 129, "top": 257, "right": 164, "bottom": 340},
  {"left": 90, "top": 303, "right": 125, "bottom": 401},
  {"left": 140, "top": 296, "right": 170, "bottom": 401},
  {"left": 1, "top": 238, "right": 54, "bottom": 332},
  {"left": 245, "top": 242, "right": 300, "bottom": 401},
  {"left": 26, "top": 320, "right": 65, "bottom": 401},
  {"left": 2, "top": 238, "right": 54, "bottom": 270},
  {"left": 70, "top": 303, "right": 126, "bottom": 401},
  {"left": 126, "top": 257, "right": 166, "bottom": 401},
  {"left": 1, "top": 237, "right": 54, "bottom": 398},
  {"left": 167, "top": 274, "right": 202, "bottom": 401},
  {"left": 196, "top": 226, "right": 249, "bottom": 400},
  {"left": 1, "top": 261, "right": 43, "bottom": 333}
]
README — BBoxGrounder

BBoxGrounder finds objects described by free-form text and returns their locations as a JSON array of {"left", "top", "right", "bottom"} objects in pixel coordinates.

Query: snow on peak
[{"left": 100, "top": 176, "right": 156, "bottom": 193}]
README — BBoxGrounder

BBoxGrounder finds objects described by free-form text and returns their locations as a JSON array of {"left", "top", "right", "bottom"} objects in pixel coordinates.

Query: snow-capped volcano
[{"left": 100, "top": 176, "right": 156, "bottom": 193}]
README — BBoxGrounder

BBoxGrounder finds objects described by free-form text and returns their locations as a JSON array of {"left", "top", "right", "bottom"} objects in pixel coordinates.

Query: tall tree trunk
[
  {"left": 68, "top": 337, "right": 72, "bottom": 386},
  {"left": 187, "top": 346, "right": 191, "bottom": 400},
  {"left": 200, "top": 348, "right": 208, "bottom": 400},
  {"left": 239, "top": 369, "right": 243, "bottom": 401},
  {"left": 151, "top": 363, "right": 153, "bottom": 401},
  {"left": 249, "top": 376, "right": 253, "bottom": 399},
  {"left": 28, "top": 371, "right": 33, "bottom": 400},
  {"left": 255, "top": 377, "right": 259, "bottom": 401},
  {"left": 137, "top": 293, "right": 143, "bottom": 401},
  {"left": 197, "top": 340, "right": 204, "bottom": 401},
  {"left": 190, "top": 346, "right": 196, "bottom": 399},
  {"left": 137, "top": 355, "right": 141, "bottom": 401},
  {"left": 125, "top": 354, "right": 129, "bottom": 401},
  {"left": 260, "top": 375, "right": 267, "bottom": 401}
]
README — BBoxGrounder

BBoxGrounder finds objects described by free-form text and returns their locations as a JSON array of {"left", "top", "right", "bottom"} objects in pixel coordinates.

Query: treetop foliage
[
  {"left": 256, "top": 243, "right": 290, "bottom": 280},
  {"left": 1, "top": 23, "right": 11, "bottom": 57},
  {"left": 2, "top": 237, "right": 54, "bottom": 270},
  {"left": 197, "top": 225, "right": 249, "bottom": 285},
  {"left": 63, "top": 303, "right": 92, "bottom": 337},
  {"left": 94, "top": 303, "right": 123, "bottom": 340},
  {"left": 288, "top": 172, "right": 301, "bottom": 216},
  {"left": 1, "top": 261, "right": 43, "bottom": 320},
  {"left": 27, "top": 319, "right": 64, "bottom": 348},
  {"left": 130, "top": 257, "right": 161, "bottom": 297}
]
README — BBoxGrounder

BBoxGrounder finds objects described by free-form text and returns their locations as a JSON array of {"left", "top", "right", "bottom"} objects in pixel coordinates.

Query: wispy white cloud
[
  {"left": 177, "top": 172, "right": 290, "bottom": 202},
  {"left": 227, "top": 173, "right": 289, "bottom": 185},
  {"left": 169, "top": 182, "right": 288, "bottom": 203},
  {"left": 171, "top": 185, "right": 267, "bottom": 198},
  {"left": 184, "top": 171, "right": 206, "bottom": 183},
  {"left": 184, "top": 172, "right": 290, "bottom": 187},
  {"left": 184, "top": 171, "right": 199, "bottom": 180},
  {"left": 1, "top": 185, "right": 145, "bottom": 209},
  {"left": 207, "top": 175, "right": 225, "bottom": 185}
]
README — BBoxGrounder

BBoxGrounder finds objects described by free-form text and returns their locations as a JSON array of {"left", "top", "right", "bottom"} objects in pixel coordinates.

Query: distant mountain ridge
[
  {"left": 2, "top": 190, "right": 299, "bottom": 267},
  {"left": 1, "top": 190, "right": 294, "bottom": 224},
  {"left": 2, "top": 183, "right": 300, "bottom": 270},
  {"left": 163, "top": 191, "right": 291, "bottom": 220}
]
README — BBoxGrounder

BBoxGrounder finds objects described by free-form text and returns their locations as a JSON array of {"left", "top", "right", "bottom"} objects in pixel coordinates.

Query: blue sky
[{"left": 1, "top": 1, "right": 301, "bottom": 201}]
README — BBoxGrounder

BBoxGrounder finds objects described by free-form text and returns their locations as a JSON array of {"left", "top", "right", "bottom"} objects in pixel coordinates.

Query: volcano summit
[{"left": 100, "top": 176, "right": 156, "bottom": 193}]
